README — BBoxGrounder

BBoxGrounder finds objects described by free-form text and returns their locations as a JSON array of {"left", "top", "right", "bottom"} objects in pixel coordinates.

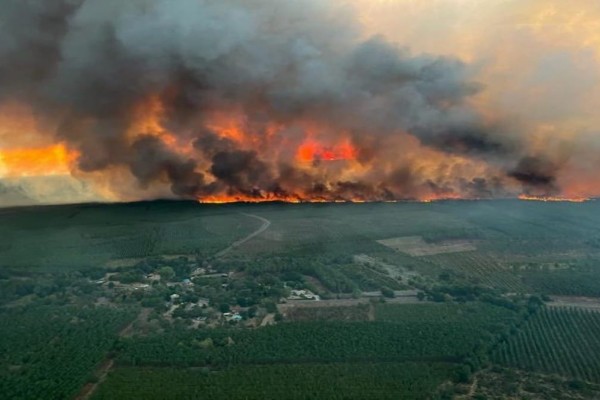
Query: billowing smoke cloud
[
  {"left": 508, "top": 156, "right": 559, "bottom": 196},
  {"left": 0, "top": 0, "right": 567, "bottom": 202}
]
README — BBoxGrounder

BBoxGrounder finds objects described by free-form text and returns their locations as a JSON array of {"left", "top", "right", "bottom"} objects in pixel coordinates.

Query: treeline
[
  {"left": 225, "top": 253, "right": 403, "bottom": 295},
  {"left": 423, "top": 284, "right": 544, "bottom": 314}
]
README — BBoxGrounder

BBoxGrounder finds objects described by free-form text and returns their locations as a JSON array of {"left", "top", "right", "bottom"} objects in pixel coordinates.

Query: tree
[
  {"left": 439, "top": 271, "right": 451, "bottom": 282},
  {"left": 219, "top": 303, "right": 230, "bottom": 313},
  {"left": 247, "top": 306, "right": 258, "bottom": 318},
  {"left": 264, "top": 301, "right": 277, "bottom": 314},
  {"left": 381, "top": 287, "right": 395, "bottom": 298},
  {"left": 455, "top": 365, "right": 473, "bottom": 384},
  {"left": 159, "top": 266, "right": 175, "bottom": 281}
]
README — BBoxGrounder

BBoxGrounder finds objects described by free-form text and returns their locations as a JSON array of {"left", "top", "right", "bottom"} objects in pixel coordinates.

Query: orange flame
[
  {"left": 5, "top": 98, "right": 592, "bottom": 204},
  {"left": 197, "top": 193, "right": 469, "bottom": 204},
  {"left": 127, "top": 95, "right": 191, "bottom": 155},
  {"left": 198, "top": 194, "right": 303, "bottom": 204},
  {"left": 518, "top": 194, "right": 590, "bottom": 203},
  {"left": 296, "top": 138, "right": 357, "bottom": 162},
  {"left": 197, "top": 195, "right": 372, "bottom": 203},
  {"left": 418, "top": 193, "right": 467, "bottom": 203},
  {"left": 0, "top": 144, "right": 78, "bottom": 177}
]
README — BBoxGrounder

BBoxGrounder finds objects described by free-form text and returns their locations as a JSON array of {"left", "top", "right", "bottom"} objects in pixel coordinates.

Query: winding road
[
  {"left": 213, "top": 213, "right": 271, "bottom": 259},
  {"left": 73, "top": 316, "right": 140, "bottom": 400}
]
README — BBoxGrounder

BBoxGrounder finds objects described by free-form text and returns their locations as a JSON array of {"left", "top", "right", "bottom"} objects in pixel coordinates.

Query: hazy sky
[{"left": 353, "top": 0, "right": 600, "bottom": 195}]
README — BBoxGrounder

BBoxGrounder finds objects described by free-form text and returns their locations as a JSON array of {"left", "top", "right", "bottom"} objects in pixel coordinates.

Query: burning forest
[{"left": 1, "top": 0, "right": 599, "bottom": 205}]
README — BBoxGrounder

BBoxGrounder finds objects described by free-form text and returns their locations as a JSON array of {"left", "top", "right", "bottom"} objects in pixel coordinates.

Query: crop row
[{"left": 493, "top": 307, "right": 600, "bottom": 382}]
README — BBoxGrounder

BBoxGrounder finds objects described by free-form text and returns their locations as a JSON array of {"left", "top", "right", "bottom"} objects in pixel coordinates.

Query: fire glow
[
  {"left": 518, "top": 195, "right": 590, "bottom": 203},
  {"left": 0, "top": 144, "right": 77, "bottom": 178},
  {"left": 197, "top": 194, "right": 368, "bottom": 204},
  {"left": 296, "top": 139, "right": 358, "bottom": 162}
]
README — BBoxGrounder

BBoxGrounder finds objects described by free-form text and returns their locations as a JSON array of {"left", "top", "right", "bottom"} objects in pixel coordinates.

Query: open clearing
[
  {"left": 547, "top": 296, "right": 600, "bottom": 311},
  {"left": 377, "top": 235, "right": 477, "bottom": 256},
  {"left": 353, "top": 254, "right": 420, "bottom": 281}
]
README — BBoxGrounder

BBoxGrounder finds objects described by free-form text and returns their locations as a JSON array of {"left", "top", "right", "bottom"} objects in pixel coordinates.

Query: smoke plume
[{"left": 0, "top": 0, "right": 584, "bottom": 203}]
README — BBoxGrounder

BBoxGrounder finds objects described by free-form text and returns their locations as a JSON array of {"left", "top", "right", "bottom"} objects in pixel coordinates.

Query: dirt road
[
  {"left": 260, "top": 313, "right": 275, "bottom": 327},
  {"left": 73, "top": 359, "right": 114, "bottom": 400},
  {"left": 213, "top": 213, "right": 271, "bottom": 258},
  {"left": 74, "top": 308, "right": 151, "bottom": 400},
  {"left": 548, "top": 296, "right": 600, "bottom": 311}
]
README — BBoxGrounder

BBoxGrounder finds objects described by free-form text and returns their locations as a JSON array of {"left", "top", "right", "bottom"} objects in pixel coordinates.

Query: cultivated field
[{"left": 493, "top": 307, "right": 600, "bottom": 382}]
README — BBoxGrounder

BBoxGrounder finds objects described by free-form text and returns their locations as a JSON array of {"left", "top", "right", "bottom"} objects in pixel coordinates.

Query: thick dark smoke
[
  {"left": 508, "top": 156, "right": 559, "bottom": 196},
  {"left": 129, "top": 135, "right": 205, "bottom": 196},
  {"left": 0, "top": 0, "right": 555, "bottom": 200}
]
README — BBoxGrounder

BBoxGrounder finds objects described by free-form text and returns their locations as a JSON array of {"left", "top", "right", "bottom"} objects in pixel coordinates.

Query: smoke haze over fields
[{"left": 1, "top": 0, "right": 599, "bottom": 205}]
